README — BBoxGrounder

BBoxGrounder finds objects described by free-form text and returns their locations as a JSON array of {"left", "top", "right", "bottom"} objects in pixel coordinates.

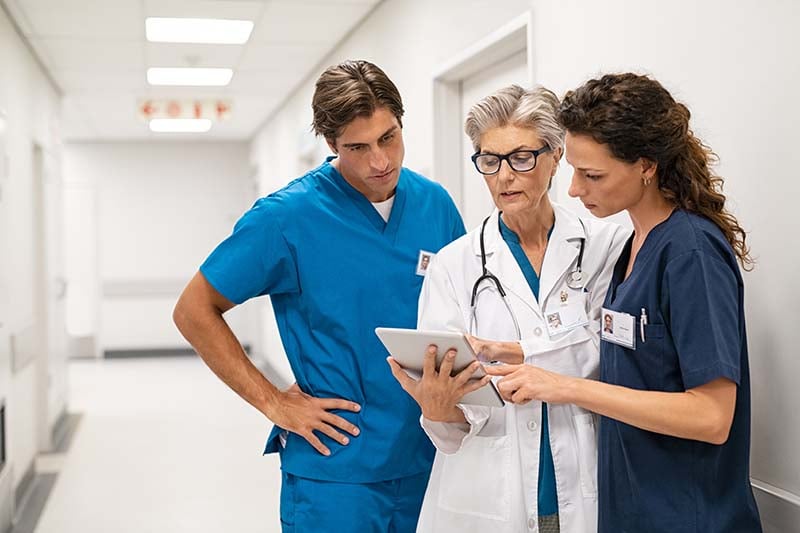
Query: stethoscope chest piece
[{"left": 566, "top": 269, "right": 584, "bottom": 290}]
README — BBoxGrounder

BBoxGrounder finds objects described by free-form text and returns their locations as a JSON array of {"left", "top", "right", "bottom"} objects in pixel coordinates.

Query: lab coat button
[
  {"left": 528, "top": 516, "right": 537, "bottom": 529},
  {"left": 527, "top": 420, "right": 538, "bottom": 431},
  {"left": 534, "top": 327, "right": 543, "bottom": 336}
]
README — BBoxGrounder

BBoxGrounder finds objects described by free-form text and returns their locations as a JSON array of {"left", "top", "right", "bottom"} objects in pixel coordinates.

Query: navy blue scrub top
[
  {"left": 200, "top": 157, "right": 465, "bottom": 483},
  {"left": 598, "top": 209, "right": 761, "bottom": 532}
]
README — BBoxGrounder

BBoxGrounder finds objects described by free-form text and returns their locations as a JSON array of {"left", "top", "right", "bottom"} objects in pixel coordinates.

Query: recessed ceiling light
[
  {"left": 147, "top": 67, "right": 233, "bottom": 86},
  {"left": 145, "top": 17, "right": 254, "bottom": 45},
  {"left": 149, "top": 119, "right": 212, "bottom": 133}
]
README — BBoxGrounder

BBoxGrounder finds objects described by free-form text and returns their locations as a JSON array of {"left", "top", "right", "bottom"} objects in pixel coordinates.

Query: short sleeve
[
  {"left": 200, "top": 198, "right": 300, "bottom": 304},
  {"left": 662, "top": 250, "right": 741, "bottom": 389}
]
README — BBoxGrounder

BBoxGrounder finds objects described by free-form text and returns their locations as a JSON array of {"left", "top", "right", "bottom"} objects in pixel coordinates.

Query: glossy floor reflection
[{"left": 34, "top": 356, "right": 281, "bottom": 533}]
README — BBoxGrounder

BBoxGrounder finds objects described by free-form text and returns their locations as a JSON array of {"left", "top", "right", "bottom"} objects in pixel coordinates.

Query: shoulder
[
  {"left": 258, "top": 163, "right": 331, "bottom": 215},
  {"left": 662, "top": 210, "right": 736, "bottom": 264},
  {"left": 401, "top": 167, "right": 453, "bottom": 201}
]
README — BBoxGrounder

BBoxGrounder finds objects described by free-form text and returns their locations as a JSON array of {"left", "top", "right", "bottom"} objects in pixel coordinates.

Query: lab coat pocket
[
  {"left": 573, "top": 413, "right": 598, "bottom": 498},
  {"left": 437, "top": 434, "right": 512, "bottom": 521}
]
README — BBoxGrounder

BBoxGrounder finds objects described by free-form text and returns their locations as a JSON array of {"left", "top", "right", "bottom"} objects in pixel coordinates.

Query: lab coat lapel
[
  {"left": 538, "top": 204, "right": 586, "bottom": 305},
  {"left": 472, "top": 210, "right": 543, "bottom": 319}
]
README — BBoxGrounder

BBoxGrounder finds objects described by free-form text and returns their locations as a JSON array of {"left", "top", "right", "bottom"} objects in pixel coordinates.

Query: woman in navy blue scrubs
[{"left": 486, "top": 73, "right": 762, "bottom": 532}]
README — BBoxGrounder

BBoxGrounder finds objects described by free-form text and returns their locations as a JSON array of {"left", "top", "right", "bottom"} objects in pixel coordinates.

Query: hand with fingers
[
  {"left": 466, "top": 334, "right": 524, "bottom": 364},
  {"left": 387, "top": 344, "right": 492, "bottom": 423},
  {"left": 267, "top": 383, "right": 361, "bottom": 456},
  {"left": 484, "top": 364, "right": 574, "bottom": 405}
]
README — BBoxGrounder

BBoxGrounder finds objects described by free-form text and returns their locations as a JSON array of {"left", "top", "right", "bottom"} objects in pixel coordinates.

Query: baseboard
[
  {"left": 752, "top": 478, "right": 800, "bottom": 533},
  {"left": 104, "top": 345, "right": 250, "bottom": 359},
  {"left": 51, "top": 413, "right": 82, "bottom": 455},
  {"left": 9, "top": 474, "right": 56, "bottom": 533},
  {"left": 0, "top": 465, "right": 12, "bottom": 533},
  {"left": 13, "top": 462, "right": 34, "bottom": 513},
  {"left": 104, "top": 347, "right": 197, "bottom": 358}
]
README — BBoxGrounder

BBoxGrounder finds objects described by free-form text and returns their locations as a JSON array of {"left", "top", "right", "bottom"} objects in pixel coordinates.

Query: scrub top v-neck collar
[
  {"left": 609, "top": 208, "right": 678, "bottom": 302},
  {"left": 324, "top": 155, "right": 407, "bottom": 240}
]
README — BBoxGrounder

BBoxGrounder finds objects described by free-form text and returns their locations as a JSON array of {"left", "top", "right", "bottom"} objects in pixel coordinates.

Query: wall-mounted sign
[{"left": 137, "top": 99, "right": 232, "bottom": 121}]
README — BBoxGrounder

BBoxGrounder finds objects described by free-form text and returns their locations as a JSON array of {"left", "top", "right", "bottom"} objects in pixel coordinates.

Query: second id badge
[
  {"left": 544, "top": 290, "right": 590, "bottom": 337},
  {"left": 416, "top": 250, "right": 435, "bottom": 276},
  {"left": 600, "top": 307, "right": 636, "bottom": 349}
]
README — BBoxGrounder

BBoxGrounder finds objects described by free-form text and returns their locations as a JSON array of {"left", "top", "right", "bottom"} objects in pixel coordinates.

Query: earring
[{"left": 642, "top": 176, "right": 652, "bottom": 187}]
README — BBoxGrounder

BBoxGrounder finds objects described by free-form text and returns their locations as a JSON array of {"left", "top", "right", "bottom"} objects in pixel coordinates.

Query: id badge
[
  {"left": 600, "top": 307, "right": 636, "bottom": 349},
  {"left": 416, "top": 250, "right": 434, "bottom": 276},
  {"left": 545, "top": 290, "right": 590, "bottom": 337}
]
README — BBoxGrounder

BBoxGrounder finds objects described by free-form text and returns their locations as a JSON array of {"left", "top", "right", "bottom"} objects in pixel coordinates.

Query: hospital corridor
[{"left": 0, "top": 0, "right": 798, "bottom": 532}]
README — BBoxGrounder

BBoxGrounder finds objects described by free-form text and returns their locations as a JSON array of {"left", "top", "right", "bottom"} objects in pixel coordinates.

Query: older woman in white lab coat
[{"left": 388, "top": 85, "right": 628, "bottom": 533}]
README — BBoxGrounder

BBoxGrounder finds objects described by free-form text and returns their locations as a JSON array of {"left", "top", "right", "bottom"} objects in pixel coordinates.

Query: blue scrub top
[
  {"left": 200, "top": 157, "right": 465, "bottom": 483},
  {"left": 598, "top": 209, "right": 761, "bottom": 532}
]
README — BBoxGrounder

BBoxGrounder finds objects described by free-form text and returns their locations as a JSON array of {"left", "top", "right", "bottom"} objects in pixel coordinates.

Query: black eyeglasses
[{"left": 471, "top": 146, "right": 552, "bottom": 175}]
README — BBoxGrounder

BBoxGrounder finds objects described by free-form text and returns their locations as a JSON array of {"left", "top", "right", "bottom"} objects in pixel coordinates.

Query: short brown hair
[{"left": 312, "top": 60, "right": 404, "bottom": 141}]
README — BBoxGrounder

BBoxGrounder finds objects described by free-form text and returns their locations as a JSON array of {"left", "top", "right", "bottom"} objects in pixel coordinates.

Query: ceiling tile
[
  {"left": 237, "top": 42, "right": 328, "bottom": 70},
  {"left": 251, "top": 1, "right": 374, "bottom": 45},
  {"left": 143, "top": 0, "right": 266, "bottom": 21},
  {"left": 54, "top": 70, "right": 147, "bottom": 92},
  {"left": 31, "top": 38, "right": 144, "bottom": 70},
  {"left": 226, "top": 70, "right": 295, "bottom": 94},
  {"left": 21, "top": 0, "right": 142, "bottom": 40},
  {"left": 145, "top": 42, "right": 244, "bottom": 68}
]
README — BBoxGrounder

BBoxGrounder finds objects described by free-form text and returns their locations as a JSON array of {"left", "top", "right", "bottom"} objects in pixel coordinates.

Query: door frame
[{"left": 432, "top": 11, "right": 534, "bottom": 210}]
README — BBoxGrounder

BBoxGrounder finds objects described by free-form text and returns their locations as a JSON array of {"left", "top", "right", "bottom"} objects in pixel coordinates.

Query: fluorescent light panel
[
  {"left": 145, "top": 17, "right": 254, "bottom": 44},
  {"left": 149, "top": 119, "right": 212, "bottom": 133},
  {"left": 147, "top": 67, "right": 233, "bottom": 86}
]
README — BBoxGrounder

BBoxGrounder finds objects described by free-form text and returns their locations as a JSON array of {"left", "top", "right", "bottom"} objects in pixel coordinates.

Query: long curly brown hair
[{"left": 558, "top": 73, "right": 753, "bottom": 270}]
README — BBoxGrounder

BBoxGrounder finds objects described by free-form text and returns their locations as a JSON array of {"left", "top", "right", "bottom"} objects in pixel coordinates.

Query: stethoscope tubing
[{"left": 469, "top": 213, "right": 586, "bottom": 338}]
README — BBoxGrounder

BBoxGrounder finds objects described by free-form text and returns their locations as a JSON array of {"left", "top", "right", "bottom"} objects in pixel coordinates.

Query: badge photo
[
  {"left": 416, "top": 250, "right": 434, "bottom": 276},
  {"left": 600, "top": 307, "right": 636, "bottom": 349},
  {"left": 544, "top": 290, "right": 589, "bottom": 338}
]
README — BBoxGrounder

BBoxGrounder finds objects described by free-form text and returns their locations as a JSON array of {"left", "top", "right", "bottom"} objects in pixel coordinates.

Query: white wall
[
  {"left": 0, "top": 4, "right": 64, "bottom": 530},
  {"left": 62, "top": 142, "right": 259, "bottom": 354},
  {"left": 250, "top": 0, "right": 800, "bottom": 528}
]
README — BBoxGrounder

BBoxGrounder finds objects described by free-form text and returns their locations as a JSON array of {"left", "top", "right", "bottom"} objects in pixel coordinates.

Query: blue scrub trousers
[{"left": 279, "top": 470, "right": 430, "bottom": 533}]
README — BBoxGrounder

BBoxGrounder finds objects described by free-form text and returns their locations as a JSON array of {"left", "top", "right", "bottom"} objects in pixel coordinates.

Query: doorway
[{"left": 432, "top": 12, "right": 533, "bottom": 230}]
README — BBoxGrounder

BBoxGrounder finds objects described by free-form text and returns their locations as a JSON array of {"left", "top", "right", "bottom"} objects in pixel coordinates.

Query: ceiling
[{"left": 3, "top": 0, "right": 382, "bottom": 141}]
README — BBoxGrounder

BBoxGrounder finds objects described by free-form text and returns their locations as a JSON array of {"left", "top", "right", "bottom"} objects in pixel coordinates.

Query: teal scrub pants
[{"left": 279, "top": 470, "right": 430, "bottom": 533}]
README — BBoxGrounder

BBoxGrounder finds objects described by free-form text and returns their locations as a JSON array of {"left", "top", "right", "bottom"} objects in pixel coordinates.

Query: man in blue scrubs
[{"left": 173, "top": 60, "right": 465, "bottom": 532}]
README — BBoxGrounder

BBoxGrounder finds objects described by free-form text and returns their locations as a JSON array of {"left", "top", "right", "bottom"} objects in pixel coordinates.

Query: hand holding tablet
[{"left": 376, "top": 327, "right": 505, "bottom": 408}]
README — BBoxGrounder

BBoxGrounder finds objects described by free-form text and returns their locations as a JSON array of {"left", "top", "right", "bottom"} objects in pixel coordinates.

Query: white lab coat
[{"left": 416, "top": 203, "right": 629, "bottom": 533}]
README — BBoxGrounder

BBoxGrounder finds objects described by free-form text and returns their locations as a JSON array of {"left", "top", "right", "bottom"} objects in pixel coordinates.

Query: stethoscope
[{"left": 469, "top": 214, "right": 586, "bottom": 339}]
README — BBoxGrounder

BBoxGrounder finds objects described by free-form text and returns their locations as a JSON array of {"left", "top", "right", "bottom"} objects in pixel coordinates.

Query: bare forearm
[
  {"left": 174, "top": 304, "right": 280, "bottom": 419},
  {"left": 565, "top": 377, "right": 733, "bottom": 444}
]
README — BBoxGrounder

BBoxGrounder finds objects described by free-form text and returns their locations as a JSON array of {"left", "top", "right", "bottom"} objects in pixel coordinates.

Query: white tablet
[{"left": 375, "top": 327, "right": 505, "bottom": 408}]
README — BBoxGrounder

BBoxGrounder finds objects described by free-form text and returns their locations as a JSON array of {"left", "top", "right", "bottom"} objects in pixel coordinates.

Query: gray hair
[{"left": 464, "top": 85, "right": 565, "bottom": 153}]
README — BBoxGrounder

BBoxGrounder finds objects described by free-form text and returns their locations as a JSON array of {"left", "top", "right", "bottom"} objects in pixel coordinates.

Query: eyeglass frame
[{"left": 470, "top": 145, "right": 552, "bottom": 175}]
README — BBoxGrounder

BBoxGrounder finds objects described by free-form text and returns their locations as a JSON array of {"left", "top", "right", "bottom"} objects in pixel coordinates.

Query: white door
[{"left": 459, "top": 50, "right": 529, "bottom": 231}]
